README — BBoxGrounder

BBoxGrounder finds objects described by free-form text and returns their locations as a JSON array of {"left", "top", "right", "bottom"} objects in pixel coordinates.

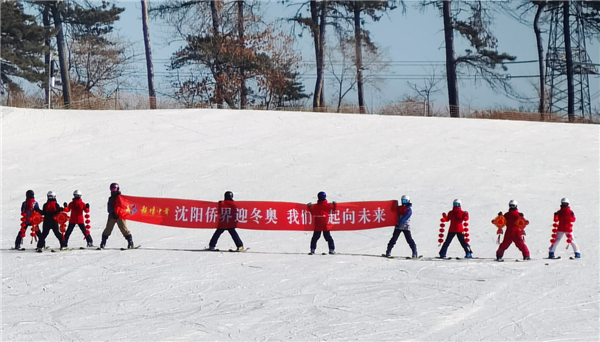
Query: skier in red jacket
[
  {"left": 439, "top": 199, "right": 473, "bottom": 258},
  {"left": 63, "top": 190, "right": 93, "bottom": 249},
  {"left": 309, "top": 191, "right": 336, "bottom": 255},
  {"left": 549, "top": 198, "right": 580, "bottom": 259},
  {"left": 495, "top": 200, "right": 530, "bottom": 261}
]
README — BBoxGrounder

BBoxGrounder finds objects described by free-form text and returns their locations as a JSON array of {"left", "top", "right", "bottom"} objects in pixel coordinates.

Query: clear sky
[{"left": 113, "top": 0, "right": 599, "bottom": 113}]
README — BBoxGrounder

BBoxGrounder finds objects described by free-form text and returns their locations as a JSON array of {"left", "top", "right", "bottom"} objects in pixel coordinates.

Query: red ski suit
[
  {"left": 444, "top": 207, "right": 469, "bottom": 233},
  {"left": 496, "top": 208, "right": 530, "bottom": 258},
  {"left": 65, "top": 198, "right": 89, "bottom": 224},
  {"left": 554, "top": 206, "right": 576, "bottom": 232}
]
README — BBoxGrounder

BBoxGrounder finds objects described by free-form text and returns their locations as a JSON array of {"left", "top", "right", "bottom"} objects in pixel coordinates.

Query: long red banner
[{"left": 118, "top": 195, "right": 399, "bottom": 231}]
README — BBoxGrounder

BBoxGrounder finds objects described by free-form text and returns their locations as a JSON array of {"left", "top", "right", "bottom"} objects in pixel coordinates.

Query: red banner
[{"left": 119, "top": 195, "right": 398, "bottom": 231}]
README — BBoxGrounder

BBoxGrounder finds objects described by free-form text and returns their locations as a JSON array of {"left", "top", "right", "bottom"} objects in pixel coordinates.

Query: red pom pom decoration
[
  {"left": 439, "top": 228, "right": 445, "bottom": 233},
  {"left": 438, "top": 233, "right": 444, "bottom": 238},
  {"left": 463, "top": 222, "right": 469, "bottom": 227},
  {"left": 85, "top": 214, "right": 90, "bottom": 219},
  {"left": 438, "top": 239, "right": 444, "bottom": 244},
  {"left": 553, "top": 223, "right": 558, "bottom": 227},
  {"left": 465, "top": 238, "right": 470, "bottom": 243},
  {"left": 550, "top": 239, "right": 556, "bottom": 244},
  {"left": 463, "top": 228, "right": 469, "bottom": 232},
  {"left": 440, "top": 223, "right": 445, "bottom": 228}
]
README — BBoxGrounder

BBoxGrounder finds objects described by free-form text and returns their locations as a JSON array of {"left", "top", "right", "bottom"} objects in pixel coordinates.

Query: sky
[
  {"left": 2, "top": 105, "right": 599, "bottom": 341},
  {"left": 111, "top": 0, "right": 600, "bottom": 113}
]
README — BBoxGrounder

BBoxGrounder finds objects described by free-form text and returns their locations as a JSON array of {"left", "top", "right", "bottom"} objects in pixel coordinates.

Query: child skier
[
  {"left": 100, "top": 183, "right": 135, "bottom": 249},
  {"left": 384, "top": 195, "right": 418, "bottom": 258},
  {"left": 63, "top": 190, "right": 93, "bottom": 249},
  {"left": 549, "top": 198, "right": 580, "bottom": 259},
  {"left": 207, "top": 191, "right": 244, "bottom": 251},
  {"left": 14, "top": 190, "right": 40, "bottom": 250},
  {"left": 439, "top": 199, "right": 472, "bottom": 258},
  {"left": 37, "top": 191, "right": 64, "bottom": 252},
  {"left": 309, "top": 191, "right": 336, "bottom": 255},
  {"left": 495, "top": 200, "right": 530, "bottom": 261}
]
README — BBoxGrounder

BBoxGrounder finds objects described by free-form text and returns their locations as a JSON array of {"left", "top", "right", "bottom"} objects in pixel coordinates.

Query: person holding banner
[
  {"left": 309, "top": 191, "right": 336, "bottom": 255},
  {"left": 207, "top": 191, "right": 244, "bottom": 251},
  {"left": 384, "top": 195, "right": 418, "bottom": 258},
  {"left": 100, "top": 183, "right": 135, "bottom": 249}
]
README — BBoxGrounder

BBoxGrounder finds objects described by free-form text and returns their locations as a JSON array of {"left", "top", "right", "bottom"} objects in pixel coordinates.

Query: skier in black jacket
[{"left": 36, "top": 191, "right": 64, "bottom": 252}]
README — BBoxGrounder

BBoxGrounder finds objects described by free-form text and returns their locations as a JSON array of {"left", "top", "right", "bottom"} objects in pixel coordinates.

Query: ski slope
[{"left": 2, "top": 106, "right": 599, "bottom": 341}]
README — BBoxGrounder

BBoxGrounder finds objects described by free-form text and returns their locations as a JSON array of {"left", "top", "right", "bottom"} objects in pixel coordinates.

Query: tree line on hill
[{"left": 1, "top": 1, "right": 599, "bottom": 120}]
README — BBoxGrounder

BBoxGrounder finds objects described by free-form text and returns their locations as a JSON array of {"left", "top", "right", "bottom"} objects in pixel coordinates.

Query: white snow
[{"left": 2, "top": 106, "right": 599, "bottom": 341}]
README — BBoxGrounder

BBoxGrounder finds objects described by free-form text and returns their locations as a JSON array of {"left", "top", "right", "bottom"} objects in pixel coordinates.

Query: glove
[
  {"left": 497, "top": 212, "right": 503, "bottom": 216},
  {"left": 332, "top": 201, "right": 337, "bottom": 205},
  {"left": 85, "top": 203, "right": 90, "bottom": 209},
  {"left": 64, "top": 202, "right": 68, "bottom": 208},
  {"left": 307, "top": 202, "right": 312, "bottom": 206},
  {"left": 519, "top": 213, "right": 525, "bottom": 217}
]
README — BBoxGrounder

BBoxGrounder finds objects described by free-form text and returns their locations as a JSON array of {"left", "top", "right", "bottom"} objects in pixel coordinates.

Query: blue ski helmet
[
  {"left": 317, "top": 191, "right": 326, "bottom": 202},
  {"left": 110, "top": 183, "right": 119, "bottom": 192}
]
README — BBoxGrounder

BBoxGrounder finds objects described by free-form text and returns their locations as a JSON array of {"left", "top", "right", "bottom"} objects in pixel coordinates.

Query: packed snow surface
[{"left": 2, "top": 107, "right": 599, "bottom": 341}]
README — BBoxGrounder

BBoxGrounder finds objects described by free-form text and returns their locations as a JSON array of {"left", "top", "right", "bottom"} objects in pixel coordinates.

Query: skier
[
  {"left": 63, "top": 190, "right": 93, "bottom": 249},
  {"left": 36, "top": 191, "right": 64, "bottom": 252},
  {"left": 549, "top": 198, "right": 580, "bottom": 259},
  {"left": 384, "top": 195, "right": 418, "bottom": 258},
  {"left": 309, "top": 191, "right": 336, "bottom": 255},
  {"left": 14, "top": 190, "right": 40, "bottom": 250},
  {"left": 495, "top": 200, "right": 530, "bottom": 261},
  {"left": 438, "top": 199, "right": 472, "bottom": 258},
  {"left": 100, "top": 183, "right": 135, "bottom": 249},
  {"left": 207, "top": 191, "right": 244, "bottom": 251}
]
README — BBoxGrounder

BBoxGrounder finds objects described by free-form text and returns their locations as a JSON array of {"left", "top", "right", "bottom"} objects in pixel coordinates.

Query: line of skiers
[
  {"left": 14, "top": 183, "right": 134, "bottom": 252},
  {"left": 14, "top": 187, "right": 581, "bottom": 260}
]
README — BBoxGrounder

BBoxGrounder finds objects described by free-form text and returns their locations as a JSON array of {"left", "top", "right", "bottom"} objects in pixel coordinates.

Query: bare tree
[{"left": 408, "top": 67, "right": 443, "bottom": 116}]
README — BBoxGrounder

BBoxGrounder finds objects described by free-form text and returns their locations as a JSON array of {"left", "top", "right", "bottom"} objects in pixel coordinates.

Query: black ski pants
[
  {"left": 310, "top": 231, "right": 335, "bottom": 252},
  {"left": 209, "top": 228, "right": 243, "bottom": 248},
  {"left": 439, "top": 232, "right": 472, "bottom": 256},
  {"left": 37, "top": 221, "right": 63, "bottom": 249},
  {"left": 65, "top": 223, "right": 93, "bottom": 246},
  {"left": 387, "top": 229, "right": 417, "bottom": 255}
]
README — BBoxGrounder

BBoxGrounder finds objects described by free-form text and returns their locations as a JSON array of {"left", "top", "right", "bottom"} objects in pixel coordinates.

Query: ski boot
[
  {"left": 548, "top": 251, "right": 555, "bottom": 259},
  {"left": 99, "top": 235, "right": 108, "bottom": 249},
  {"left": 125, "top": 234, "right": 135, "bottom": 249},
  {"left": 328, "top": 249, "right": 335, "bottom": 255},
  {"left": 309, "top": 249, "right": 315, "bottom": 255},
  {"left": 465, "top": 252, "right": 473, "bottom": 259},
  {"left": 574, "top": 252, "right": 581, "bottom": 258},
  {"left": 523, "top": 256, "right": 531, "bottom": 261}
]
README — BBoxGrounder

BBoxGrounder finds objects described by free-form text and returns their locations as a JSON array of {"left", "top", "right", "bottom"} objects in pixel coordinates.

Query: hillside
[{"left": 2, "top": 106, "right": 598, "bottom": 341}]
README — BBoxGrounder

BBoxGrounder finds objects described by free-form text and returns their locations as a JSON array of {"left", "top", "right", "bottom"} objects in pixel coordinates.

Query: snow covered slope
[{"left": 2, "top": 106, "right": 598, "bottom": 341}]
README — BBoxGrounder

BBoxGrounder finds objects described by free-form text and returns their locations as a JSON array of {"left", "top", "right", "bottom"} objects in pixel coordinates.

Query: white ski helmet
[
  {"left": 509, "top": 199, "right": 518, "bottom": 208},
  {"left": 561, "top": 198, "right": 569, "bottom": 206},
  {"left": 453, "top": 199, "right": 462, "bottom": 207},
  {"left": 47, "top": 191, "right": 56, "bottom": 199},
  {"left": 73, "top": 190, "right": 82, "bottom": 197},
  {"left": 401, "top": 195, "right": 411, "bottom": 204}
]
